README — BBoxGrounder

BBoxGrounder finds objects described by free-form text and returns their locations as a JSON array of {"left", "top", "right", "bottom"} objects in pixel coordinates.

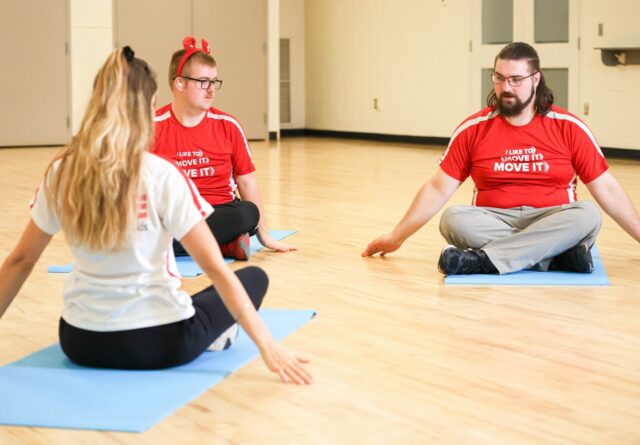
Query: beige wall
[
  {"left": 280, "top": 0, "right": 306, "bottom": 129},
  {"left": 302, "top": 0, "right": 640, "bottom": 150},
  {"left": 70, "top": 0, "right": 114, "bottom": 135}
]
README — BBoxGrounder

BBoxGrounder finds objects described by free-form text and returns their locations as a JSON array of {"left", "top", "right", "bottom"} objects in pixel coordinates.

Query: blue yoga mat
[
  {"left": 0, "top": 308, "right": 315, "bottom": 432},
  {"left": 48, "top": 229, "right": 297, "bottom": 277},
  {"left": 445, "top": 246, "right": 610, "bottom": 285}
]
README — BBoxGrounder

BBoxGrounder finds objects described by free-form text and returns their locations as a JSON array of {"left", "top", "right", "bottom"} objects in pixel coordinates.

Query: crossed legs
[
  {"left": 173, "top": 199, "right": 260, "bottom": 256},
  {"left": 439, "top": 201, "right": 602, "bottom": 274}
]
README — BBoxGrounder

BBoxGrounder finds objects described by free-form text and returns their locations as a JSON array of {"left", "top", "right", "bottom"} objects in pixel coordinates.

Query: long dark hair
[{"left": 486, "top": 42, "right": 554, "bottom": 115}]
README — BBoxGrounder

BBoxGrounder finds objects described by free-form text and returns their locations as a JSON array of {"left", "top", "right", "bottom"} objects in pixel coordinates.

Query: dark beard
[{"left": 497, "top": 84, "right": 535, "bottom": 117}]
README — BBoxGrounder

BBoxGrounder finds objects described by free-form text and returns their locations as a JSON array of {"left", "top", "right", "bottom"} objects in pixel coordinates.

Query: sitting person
[
  {"left": 0, "top": 47, "right": 312, "bottom": 384},
  {"left": 363, "top": 42, "right": 640, "bottom": 275},
  {"left": 153, "top": 36, "right": 294, "bottom": 260}
]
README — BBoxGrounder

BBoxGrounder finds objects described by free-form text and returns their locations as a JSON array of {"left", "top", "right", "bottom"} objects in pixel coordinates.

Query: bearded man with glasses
[
  {"left": 363, "top": 42, "right": 640, "bottom": 276},
  {"left": 154, "top": 37, "right": 295, "bottom": 261}
]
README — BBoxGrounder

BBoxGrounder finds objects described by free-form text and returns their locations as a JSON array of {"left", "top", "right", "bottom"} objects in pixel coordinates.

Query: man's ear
[
  {"left": 174, "top": 77, "right": 183, "bottom": 92},
  {"left": 534, "top": 72, "right": 541, "bottom": 89}
]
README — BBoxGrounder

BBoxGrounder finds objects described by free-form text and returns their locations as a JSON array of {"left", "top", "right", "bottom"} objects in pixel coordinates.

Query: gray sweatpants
[{"left": 438, "top": 201, "right": 602, "bottom": 274}]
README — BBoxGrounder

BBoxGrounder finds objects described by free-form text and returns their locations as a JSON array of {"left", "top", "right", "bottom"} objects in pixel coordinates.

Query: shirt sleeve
[
  {"left": 160, "top": 164, "right": 214, "bottom": 241},
  {"left": 228, "top": 119, "right": 256, "bottom": 177},
  {"left": 569, "top": 120, "right": 609, "bottom": 184},
  {"left": 438, "top": 125, "right": 472, "bottom": 182},
  {"left": 29, "top": 178, "right": 61, "bottom": 235}
]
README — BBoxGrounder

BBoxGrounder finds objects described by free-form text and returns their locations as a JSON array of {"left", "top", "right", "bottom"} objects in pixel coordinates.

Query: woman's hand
[{"left": 258, "top": 339, "right": 314, "bottom": 384}]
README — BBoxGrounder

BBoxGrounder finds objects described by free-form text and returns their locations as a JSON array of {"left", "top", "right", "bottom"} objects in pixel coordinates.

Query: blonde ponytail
[{"left": 44, "top": 47, "right": 157, "bottom": 251}]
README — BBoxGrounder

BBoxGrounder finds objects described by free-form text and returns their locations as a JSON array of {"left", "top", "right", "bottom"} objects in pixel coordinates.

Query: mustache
[{"left": 501, "top": 92, "right": 516, "bottom": 98}]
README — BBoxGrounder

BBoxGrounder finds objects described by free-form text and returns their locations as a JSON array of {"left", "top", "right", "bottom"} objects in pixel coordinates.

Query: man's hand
[
  {"left": 258, "top": 232, "right": 297, "bottom": 252},
  {"left": 361, "top": 233, "right": 403, "bottom": 257}
]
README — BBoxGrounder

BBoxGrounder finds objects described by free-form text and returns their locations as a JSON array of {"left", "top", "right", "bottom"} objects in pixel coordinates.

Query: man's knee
[
  {"left": 439, "top": 206, "right": 476, "bottom": 238},
  {"left": 240, "top": 201, "right": 260, "bottom": 231},
  {"left": 571, "top": 200, "right": 600, "bottom": 217},
  {"left": 569, "top": 200, "right": 602, "bottom": 232}
]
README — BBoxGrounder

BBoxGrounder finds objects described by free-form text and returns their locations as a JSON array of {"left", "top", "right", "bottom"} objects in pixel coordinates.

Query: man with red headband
[{"left": 154, "top": 37, "right": 294, "bottom": 259}]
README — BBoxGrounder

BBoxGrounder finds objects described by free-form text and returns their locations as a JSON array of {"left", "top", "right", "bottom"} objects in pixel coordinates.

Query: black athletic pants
[
  {"left": 59, "top": 266, "right": 268, "bottom": 370},
  {"left": 173, "top": 199, "right": 260, "bottom": 256}
]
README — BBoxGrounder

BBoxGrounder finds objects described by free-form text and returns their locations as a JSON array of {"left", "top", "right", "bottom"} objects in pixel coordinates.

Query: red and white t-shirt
[
  {"left": 153, "top": 105, "right": 255, "bottom": 205},
  {"left": 30, "top": 153, "right": 213, "bottom": 332},
  {"left": 439, "top": 105, "right": 609, "bottom": 208}
]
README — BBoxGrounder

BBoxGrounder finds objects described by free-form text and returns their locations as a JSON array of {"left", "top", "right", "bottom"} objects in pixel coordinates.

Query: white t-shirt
[{"left": 30, "top": 153, "right": 213, "bottom": 332}]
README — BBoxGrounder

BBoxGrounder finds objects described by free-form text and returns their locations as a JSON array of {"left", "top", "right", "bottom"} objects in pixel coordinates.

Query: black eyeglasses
[
  {"left": 491, "top": 71, "right": 538, "bottom": 87},
  {"left": 180, "top": 76, "right": 223, "bottom": 90}
]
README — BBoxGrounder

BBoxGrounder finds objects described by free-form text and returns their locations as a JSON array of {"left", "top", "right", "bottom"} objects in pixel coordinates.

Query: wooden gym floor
[{"left": 0, "top": 137, "right": 639, "bottom": 444}]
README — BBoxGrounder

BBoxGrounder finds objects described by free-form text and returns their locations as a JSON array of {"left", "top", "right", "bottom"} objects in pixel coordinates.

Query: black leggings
[
  {"left": 173, "top": 199, "right": 260, "bottom": 256},
  {"left": 59, "top": 266, "right": 268, "bottom": 370}
]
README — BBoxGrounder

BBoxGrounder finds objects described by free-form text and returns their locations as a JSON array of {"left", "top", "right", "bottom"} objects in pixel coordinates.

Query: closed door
[
  {"left": 0, "top": 0, "right": 70, "bottom": 146},
  {"left": 193, "top": 0, "right": 268, "bottom": 140},
  {"left": 115, "top": 0, "right": 268, "bottom": 140},
  {"left": 114, "top": 0, "right": 191, "bottom": 109},
  {"left": 471, "top": 0, "right": 580, "bottom": 113}
]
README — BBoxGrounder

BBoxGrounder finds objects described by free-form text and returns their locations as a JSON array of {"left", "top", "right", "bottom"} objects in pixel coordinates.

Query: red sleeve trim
[{"left": 29, "top": 185, "right": 41, "bottom": 209}]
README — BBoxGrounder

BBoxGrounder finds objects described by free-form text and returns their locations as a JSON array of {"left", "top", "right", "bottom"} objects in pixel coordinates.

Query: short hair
[
  {"left": 487, "top": 42, "right": 555, "bottom": 114},
  {"left": 168, "top": 49, "right": 216, "bottom": 88}
]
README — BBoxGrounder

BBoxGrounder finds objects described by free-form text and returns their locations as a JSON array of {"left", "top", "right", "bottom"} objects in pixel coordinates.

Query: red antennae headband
[{"left": 176, "top": 36, "right": 211, "bottom": 77}]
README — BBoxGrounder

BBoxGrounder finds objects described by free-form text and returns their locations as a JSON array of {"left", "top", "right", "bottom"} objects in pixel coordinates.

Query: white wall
[
  {"left": 580, "top": 0, "right": 640, "bottom": 150},
  {"left": 70, "top": 0, "right": 114, "bottom": 135},
  {"left": 280, "top": 0, "right": 306, "bottom": 129},
  {"left": 302, "top": 0, "right": 640, "bottom": 150},
  {"left": 27, "top": 0, "right": 640, "bottom": 150},
  {"left": 305, "top": 0, "right": 472, "bottom": 137}
]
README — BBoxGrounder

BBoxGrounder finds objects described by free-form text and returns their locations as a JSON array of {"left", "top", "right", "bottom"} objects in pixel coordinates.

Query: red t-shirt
[
  {"left": 438, "top": 105, "right": 608, "bottom": 208},
  {"left": 153, "top": 105, "right": 256, "bottom": 205}
]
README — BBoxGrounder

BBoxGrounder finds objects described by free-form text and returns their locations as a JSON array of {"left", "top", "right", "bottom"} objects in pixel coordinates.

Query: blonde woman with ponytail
[{"left": 0, "top": 48, "right": 312, "bottom": 384}]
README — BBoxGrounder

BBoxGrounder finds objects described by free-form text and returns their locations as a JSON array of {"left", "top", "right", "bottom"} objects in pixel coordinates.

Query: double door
[
  {"left": 115, "top": 0, "right": 268, "bottom": 139},
  {"left": 470, "top": 0, "right": 580, "bottom": 114}
]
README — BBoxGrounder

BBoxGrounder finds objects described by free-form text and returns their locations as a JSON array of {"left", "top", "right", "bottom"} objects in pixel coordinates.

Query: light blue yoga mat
[
  {"left": 48, "top": 229, "right": 297, "bottom": 277},
  {"left": 0, "top": 308, "right": 315, "bottom": 432},
  {"left": 445, "top": 246, "right": 610, "bottom": 285}
]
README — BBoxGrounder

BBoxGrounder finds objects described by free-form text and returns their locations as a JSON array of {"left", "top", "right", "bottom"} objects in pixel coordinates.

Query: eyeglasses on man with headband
[{"left": 180, "top": 76, "right": 223, "bottom": 90}]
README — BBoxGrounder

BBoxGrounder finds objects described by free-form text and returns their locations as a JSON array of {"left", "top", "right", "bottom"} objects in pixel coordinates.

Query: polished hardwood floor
[{"left": 0, "top": 137, "right": 639, "bottom": 444}]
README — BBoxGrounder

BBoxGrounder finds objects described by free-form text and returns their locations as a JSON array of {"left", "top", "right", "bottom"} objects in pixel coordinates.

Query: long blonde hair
[{"left": 45, "top": 47, "right": 157, "bottom": 251}]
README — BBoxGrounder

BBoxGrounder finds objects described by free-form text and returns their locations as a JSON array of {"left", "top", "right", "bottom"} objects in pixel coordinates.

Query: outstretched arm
[
  {"left": 362, "top": 169, "right": 462, "bottom": 256},
  {"left": 236, "top": 172, "right": 296, "bottom": 252},
  {"left": 180, "top": 220, "right": 312, "bottom": 384},
  {"left": 0, "top": 220, "right": 53, "bottom": 318},
  {"left": 586, "top": 170, "right": 640, "bottom": 242}
]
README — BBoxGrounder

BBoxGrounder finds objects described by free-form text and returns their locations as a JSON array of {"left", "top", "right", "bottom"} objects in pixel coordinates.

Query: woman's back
[{"left": 31, "top": 153, "right": 212, "bottom": 331}]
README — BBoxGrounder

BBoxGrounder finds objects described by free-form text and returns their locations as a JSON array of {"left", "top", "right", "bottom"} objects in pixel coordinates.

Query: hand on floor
[
  {"left": 259, "top": 234, "right": 297, "bottom": 252},
  {"left": 361, "top": 233, "right": 402, "bottom": 257},
  {"left": 259, "top": 339, "right": 313, "bottom": 385}
]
